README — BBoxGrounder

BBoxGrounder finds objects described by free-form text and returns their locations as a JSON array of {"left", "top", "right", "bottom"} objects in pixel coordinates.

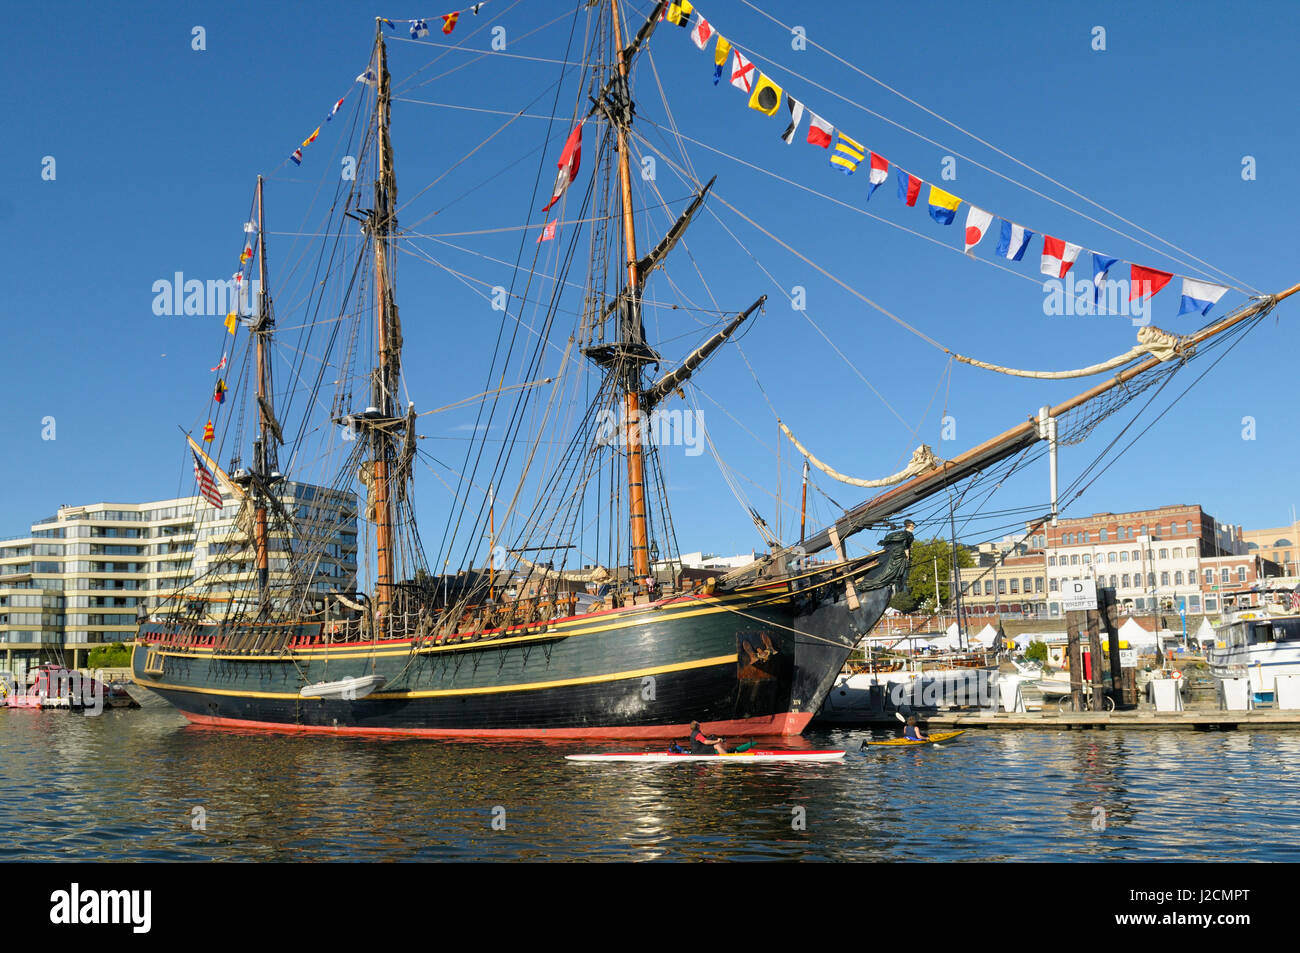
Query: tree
[
  {"left": 890, "top": 538, "right": 975, "bottom": 614},
  {"left": 1025, "top": 640, "right": 1048, "bottom": 663},
  {"left": 87, "top": 642, "right": 132, "bottom": 669}
]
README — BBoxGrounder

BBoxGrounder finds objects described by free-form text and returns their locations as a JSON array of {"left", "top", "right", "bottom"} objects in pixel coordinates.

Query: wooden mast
[
  {"left": 253, "top": 175, "right": 271, "bottom": 606},
  {"left": 371, "top": 23, "right": 397, "bottom": 625},
  {"left": 609, "top": 0, "right": 652, "bottom": 582}
]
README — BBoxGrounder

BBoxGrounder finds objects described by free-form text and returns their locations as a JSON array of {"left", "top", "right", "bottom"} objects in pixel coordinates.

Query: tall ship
[{"left": 133, "top": 1, "right": 1298, "bottom": 737}]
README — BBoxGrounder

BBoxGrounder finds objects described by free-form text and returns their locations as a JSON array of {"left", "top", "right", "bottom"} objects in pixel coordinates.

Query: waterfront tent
[
  {"left": 1118, "top": 617, "right": 1158, "bottom": 648},
  {"left": 972, "top": 623, "right": 999, "bottom": 646}
]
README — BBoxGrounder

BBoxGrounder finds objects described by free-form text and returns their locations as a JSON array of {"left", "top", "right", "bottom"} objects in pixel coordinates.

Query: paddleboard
[
  {"left": 865, "top": 730, "right": 966, "bottom": 747},
  {"left": 565, "top": 749, "right": 846, "bottom": 763}
]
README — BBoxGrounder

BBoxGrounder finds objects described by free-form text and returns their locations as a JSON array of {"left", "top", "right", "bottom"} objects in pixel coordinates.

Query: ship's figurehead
[{"left": 874, "top": 519, "right": 915, "bottom": 591}]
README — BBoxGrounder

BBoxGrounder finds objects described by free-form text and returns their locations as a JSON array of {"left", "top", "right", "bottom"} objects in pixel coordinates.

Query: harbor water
[{"left": 3, "top": 707, "right": 1299, "bottom": 862}]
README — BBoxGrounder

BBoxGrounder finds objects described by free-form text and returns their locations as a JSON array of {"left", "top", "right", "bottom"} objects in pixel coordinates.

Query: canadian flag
[
  {"left": 1040, "top": 235, "right": 1082, "bottom": 278},
  {"left": 542, "top": 125, "right": 582, "bottom": 213}
]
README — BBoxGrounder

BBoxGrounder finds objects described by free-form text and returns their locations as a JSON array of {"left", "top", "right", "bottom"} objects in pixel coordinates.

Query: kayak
[
  {"left": 865, "top": 730, "right": 966, "bottom": 747},
  {"left": 566, "top": 749, "right": 846, "bottom": 763}
]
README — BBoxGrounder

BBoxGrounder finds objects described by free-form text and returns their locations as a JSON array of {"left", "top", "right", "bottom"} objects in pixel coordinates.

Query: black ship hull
[{"left": 132, "top": 540, "right": 910, "bottom": 738}]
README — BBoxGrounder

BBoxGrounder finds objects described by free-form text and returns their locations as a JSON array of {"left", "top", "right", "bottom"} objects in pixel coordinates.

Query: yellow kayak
[{"left": 865, "top": 730, "right": 966, "bottom": 747}]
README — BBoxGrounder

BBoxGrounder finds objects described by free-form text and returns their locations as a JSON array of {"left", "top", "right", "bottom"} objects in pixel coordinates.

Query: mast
[
  {"left": 252, "top": 175, "right": 276, "bottom": 608},
  {"left": 609, "top": 0, "right": 651, "bottom": 581},
  {"left": 371, "top": 23, "right": 398, "bottom": 625}
]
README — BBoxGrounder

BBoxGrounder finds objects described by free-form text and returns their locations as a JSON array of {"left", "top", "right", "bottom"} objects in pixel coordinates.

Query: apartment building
[{"left": 0, "top": 483, "right": 357, "bottom": 677}]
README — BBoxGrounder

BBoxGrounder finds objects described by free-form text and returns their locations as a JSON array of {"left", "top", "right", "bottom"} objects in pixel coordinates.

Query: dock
[{"left": 848, "top": 708, "right": 1300, "bottom": 731}]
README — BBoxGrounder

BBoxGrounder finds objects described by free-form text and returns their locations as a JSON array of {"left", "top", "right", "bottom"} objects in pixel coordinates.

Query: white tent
[
  {"left": 971, "top": 623, "right": 999, "bottom": 646},
  {"left": 1118, "top": 617, "right": 1158, "bottom": 648},
  {"left": 1195, "top": 617, "right": 1216, "bottom": 645}
]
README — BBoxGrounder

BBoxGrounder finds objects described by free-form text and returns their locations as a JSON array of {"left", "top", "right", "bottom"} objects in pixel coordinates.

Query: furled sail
[
  {"left": 780, "top": 422, "right": 944, "bottom": 488},
  {"left": 512, "top": 552, "right": 612, "bottom": 584},
  {"left": 952, "top": 326, "right": 1187, "bottom": 379}
]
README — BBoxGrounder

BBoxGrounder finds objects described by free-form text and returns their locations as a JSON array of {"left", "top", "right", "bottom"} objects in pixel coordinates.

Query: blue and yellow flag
[
  {"left": 927, "top": 185, "right": 961, "bottom": 225},
  {"left": 830, "top": 132, "right": 865, "bottom": 174}
]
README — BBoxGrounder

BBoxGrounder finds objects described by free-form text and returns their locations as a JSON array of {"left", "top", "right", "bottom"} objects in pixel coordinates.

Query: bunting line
[{"left": 677, "top": 2, "right": 1235, "bottom": 318}]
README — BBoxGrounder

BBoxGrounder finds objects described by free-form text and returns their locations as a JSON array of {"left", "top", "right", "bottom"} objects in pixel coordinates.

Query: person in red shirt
[{"left": 689, "top": 720, "right": 727, "bottom": 754}]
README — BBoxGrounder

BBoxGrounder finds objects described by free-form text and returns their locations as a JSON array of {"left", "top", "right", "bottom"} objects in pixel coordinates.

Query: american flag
[
  {"left": 191, "top": 450, "right": 224, "bottom": 509},
  {"left": 1291, "top": 587, "right": 1300, "bottom": 611}
]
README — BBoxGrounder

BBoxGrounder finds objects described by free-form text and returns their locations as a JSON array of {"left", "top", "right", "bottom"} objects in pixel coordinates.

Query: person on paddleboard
[
  {"left": 903, "top": 715, "right": 929, "bottom": 742},
  {"left": 689, "top": 721, "right": 728, "bottom": 754}
]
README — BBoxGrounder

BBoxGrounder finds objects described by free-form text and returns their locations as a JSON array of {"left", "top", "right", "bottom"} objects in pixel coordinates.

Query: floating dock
[{"left": 854, "top": 708, "right": 1300, "bottom": 730}]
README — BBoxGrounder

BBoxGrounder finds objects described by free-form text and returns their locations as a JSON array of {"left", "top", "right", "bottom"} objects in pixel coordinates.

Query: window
[
  {"left": 1132, "top": 550, "right": 1141, "bottom": 561},
  {"left": 1082, "top": 532, "right": 1090, "bottom": 544},
  {"left": 1172, "top": 547, "right": 1182, "bottom": 559},
  {"left": 1010, "top": 579, "right": 1019, "bottom": 593},
  {"left": 1107, "top": 552, "right": 1117, "bottom": 563},
  {"left": 1205, "top": 569, "right": 1213, "bottom": 585},
  {"left": 1189, "top": 595, "right": 1201, "bottom": 612},
  {"left": 1206, "top": 596, "right": 1218, "bottom": 612},
  {"left": 1070, "top": 555, "right": 1079, "bottom": 566},
  {"left": 1023, "top": 577, "right": 1032, "bottom": 593},
  {"left": 998, "top": 579, "right": 1007, "bottom": 594},
  {"left": 1122, "top": 574, "right": 1130, "bottom": 588},
  {"left": 1135, "top": 598, "right": 1146, "bottom": 611},
  {"left": 1161, "top": 572, "right": 1170, "bottom": 586},
  {"left": 1035, "top": 578, "right": 1043, "bottom": 593},
  {"left": 1170, "top": 523, "right": 1177, "bottom": 536},
  {"left": 1238, "top": 567, "right": 1247, "bottom": 582},
  {"left": 1175, "top": 571, "right": 1184, "bottom": 585},
  {"left": 1049, "top": 579, "right": 1058, "bottom": 592},
  {"left": 1146, "top": 550, "right": 1154, "bottom": 561},
  {"left": 1083, "top": 554, "right": 1091, "bottom": 565},
  {"left": 1048, "top": 555, "right": 1056, "bottom": 567},
  {"left": 1120, "top": 551, "right": 1128, "bottom": 562},
  {"left": 1186, "top": 521, "right": 1193, "bottom": 535},
  {"left": 1049, "top": 601, "right": 1060, "bottom": 617},
  {"left": 1159, "top": 549, "right": 1168, "bottom": 560},
  {"left": 1100, "top": 529, "right": 1108, "bottom": 542},
  {"left": 1221, "top": 568, "right": 1230, "bottom": 583},
  {"left": 984, "top": 581, "right": 993, "bottom": 595}
]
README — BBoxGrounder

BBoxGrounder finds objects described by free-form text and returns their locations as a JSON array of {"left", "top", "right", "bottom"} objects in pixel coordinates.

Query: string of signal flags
[{"left": 656, "top": 1, "right": 1232, "bottom": 320}]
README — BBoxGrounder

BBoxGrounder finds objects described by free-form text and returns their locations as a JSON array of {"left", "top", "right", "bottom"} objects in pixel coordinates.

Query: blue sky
[{"left": 3, "top": 0, "right": 1299, "bottom": 562}]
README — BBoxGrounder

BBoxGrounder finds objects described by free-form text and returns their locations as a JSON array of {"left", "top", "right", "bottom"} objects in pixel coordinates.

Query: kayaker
[
  {"left": 903, "top": 715, "right": 929, "bottom": 742},
  {"left": 689, "top": 720, "right": 727, "bottom": 754}
]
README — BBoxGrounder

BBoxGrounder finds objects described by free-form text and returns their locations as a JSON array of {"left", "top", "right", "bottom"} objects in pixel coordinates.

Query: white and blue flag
[{"left": 995, "top": 219, "right": 1033, "bottom": 261}]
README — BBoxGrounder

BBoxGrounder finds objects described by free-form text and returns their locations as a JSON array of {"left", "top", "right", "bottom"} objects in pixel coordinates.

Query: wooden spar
[
  {"left": 798, "top": 281, "right": 1299, "bottom": 557},
  {"left": 609, "top": 0, "right": 651, "bottom": 581},
  {"left": 186, "top": 435, "right": 247, "bottom": 501},
  {"left": 372, "top": 26, "right": 396, "bottom": 624},
  {"left": 799, "top": 459, "right": 808, "bottom": 544},
  {"left": 254, "top": 176, "right": 269, "bottom": 603}
]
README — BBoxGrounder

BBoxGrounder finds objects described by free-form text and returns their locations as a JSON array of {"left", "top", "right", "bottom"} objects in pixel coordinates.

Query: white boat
[
  {"left": 566, "top": 749, "right": 846, "bottom": 763},
  {"left": 1207, "top": 612, "right": 1300, "bottom": 696},
  {"left": 298, "top": 674, "right": 387, "bottom": 700}
]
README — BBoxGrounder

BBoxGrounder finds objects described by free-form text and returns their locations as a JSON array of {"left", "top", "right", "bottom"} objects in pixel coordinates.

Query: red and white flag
[
  {"left": 542, "top": 125, "right": 582, "bottom": 213},
  {"left": 537, "top": 219, "right": 558, "bottom": 243},
  {"left": 806, "top": 112, "right": 833, "bottom": 148},
  {"left": 210, "top": 352, "right": 227, "bottom": 373},
  {"left": 1129, "top": 264, "right": 1174, "bottom": 301},
  {"left": 1041, "top": 235, "right": 1082, "bottom": 278},
  {"left": 690, "top": 16, "right": 712, "bottom": 50},
  {"left": 730, "top": 50, "right": 755, "bottom": 93},
  {"left": 191, "top": 450, "right": 224, "bottom": 509},
  {"left": 963, "top": 206, "right": 993, "bottom": 254}
]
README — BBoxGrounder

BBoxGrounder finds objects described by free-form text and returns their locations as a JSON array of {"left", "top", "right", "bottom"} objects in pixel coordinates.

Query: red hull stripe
[{"left": 177, "top": 710, "right": 815, "bottom": 739}]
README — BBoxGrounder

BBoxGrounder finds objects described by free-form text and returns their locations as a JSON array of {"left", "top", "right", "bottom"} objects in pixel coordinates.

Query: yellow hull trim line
[
  {"left": 149, "top": 590, "right": 795, "bottom": 663},
  {"left": 133, "top": 653, "right": 738, "bottom": 702}
]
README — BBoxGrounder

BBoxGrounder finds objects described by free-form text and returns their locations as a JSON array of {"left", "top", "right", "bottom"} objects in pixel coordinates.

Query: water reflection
[{"left": 2, "top": 711, "right": 1298, "bottom": 861}]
